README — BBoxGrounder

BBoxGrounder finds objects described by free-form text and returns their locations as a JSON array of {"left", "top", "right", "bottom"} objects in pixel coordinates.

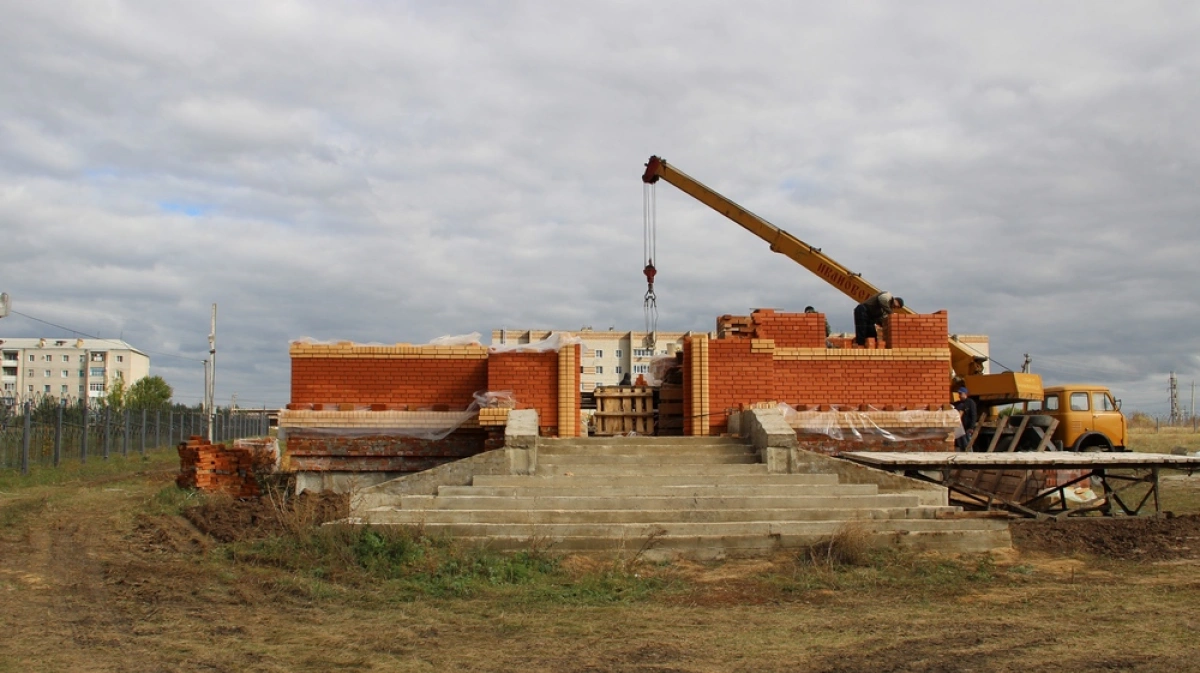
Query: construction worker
[
  {"left": 953, "top": 386, "right": 978, "bottom": 451},
  {"left": 853, "top": 292, "right": 903, "bottom": 346},
  {"left": 804, "top": 306, "right": 831, "bottom": 338}
]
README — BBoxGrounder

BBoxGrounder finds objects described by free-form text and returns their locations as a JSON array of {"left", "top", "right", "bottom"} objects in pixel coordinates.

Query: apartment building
[
  {"left": 491, "top": 328, "right": 704, "bottom": 392},
  {"left": 0, "top": 337, "right": 150, "bottom": 405}
]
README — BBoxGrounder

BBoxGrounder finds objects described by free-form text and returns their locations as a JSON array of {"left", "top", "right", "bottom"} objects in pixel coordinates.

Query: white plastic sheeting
[{"left": 777, "top": 402, "right": 961, "bottom": 442}]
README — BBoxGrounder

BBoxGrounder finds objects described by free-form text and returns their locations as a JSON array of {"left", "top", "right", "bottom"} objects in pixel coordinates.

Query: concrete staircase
[{"left": 353, "top": 436, "right": 1012, "bottom": 561}]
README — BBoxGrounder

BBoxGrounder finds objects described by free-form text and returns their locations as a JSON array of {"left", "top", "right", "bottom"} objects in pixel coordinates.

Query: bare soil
[{"left": 3, "top": 468, "right": 1200, "bottom": 672}]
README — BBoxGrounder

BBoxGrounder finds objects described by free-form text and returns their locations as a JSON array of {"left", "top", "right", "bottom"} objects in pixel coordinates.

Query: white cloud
[{"left": 0, "top": 0, "right": 1196, "bottom": 415}]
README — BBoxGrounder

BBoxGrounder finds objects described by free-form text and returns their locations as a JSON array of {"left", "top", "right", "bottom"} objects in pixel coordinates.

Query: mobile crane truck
[{"left": 641, "top": 155, "right": 1126, "bottom": 452}]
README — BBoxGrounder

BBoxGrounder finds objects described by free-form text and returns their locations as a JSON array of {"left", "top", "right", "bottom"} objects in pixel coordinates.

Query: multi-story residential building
[
  {"left": 491, "top": 328, "right": 706, "bottom": 392},
  {"left": 0, "top": 337, "right": 150, "bottom": 405}
]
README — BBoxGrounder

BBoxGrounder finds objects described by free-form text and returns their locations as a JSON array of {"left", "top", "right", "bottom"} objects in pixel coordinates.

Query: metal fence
[{"left": 0, "top": 402, "right": 270, "bottom": 474}]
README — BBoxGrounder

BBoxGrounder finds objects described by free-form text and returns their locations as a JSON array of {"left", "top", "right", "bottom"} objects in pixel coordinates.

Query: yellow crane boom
[{"left": 641, "top": 155, "right": 1042, "bottom": 402}]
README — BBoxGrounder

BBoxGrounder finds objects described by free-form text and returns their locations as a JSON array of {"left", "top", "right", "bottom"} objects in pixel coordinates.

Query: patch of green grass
[
  {"left": 0, "top": 451, "right": 177, "bottom": 491},
  {"left": 770, "top": 546, "right": 1005, "bottom": 597},
  {"left": 225, "top": 524, "right": 569, "bottom": 600}
]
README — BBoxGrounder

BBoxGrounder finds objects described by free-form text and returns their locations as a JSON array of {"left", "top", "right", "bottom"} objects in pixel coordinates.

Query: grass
[
  {"left": 0, "top": 450, "right": 178, "bottom": 492},
  {"left": 1127, "top": 426, "right": 1200, "bottom": 454}
]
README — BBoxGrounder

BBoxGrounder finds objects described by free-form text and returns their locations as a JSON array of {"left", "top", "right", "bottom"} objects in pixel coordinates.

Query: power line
[{"left": 8, "top": 309, "right": 206, "bottom": 364}]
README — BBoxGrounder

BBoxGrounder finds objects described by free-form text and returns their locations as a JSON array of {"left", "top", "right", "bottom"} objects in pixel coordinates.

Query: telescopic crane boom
[{"left": 641, "top": 155, "right": 1042, "bottom": 403}]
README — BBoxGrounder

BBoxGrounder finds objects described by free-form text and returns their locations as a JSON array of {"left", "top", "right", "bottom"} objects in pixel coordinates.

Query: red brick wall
[
  {"left": 286, "top": 428, "right": 494, "bottom": 472},
  {"left": 772, "top": 360, "right": 949, "bottom": 408},
  {"left": 487, "top": 351, "right": 559, "bottom": 434},
  {"left": 885, "top": 311, "right": 948, "bottom": 348},
  {"left": 290, "top": 358, "right": 487, "bottom": 408},
  {"left": 694, "top": 310, "right": 952, "bottom": 434},
  {"left": 708, "top": 340, "right": 775, "bottom": 433},
  {"left": 750, "top": 308, "right": 826, "bottom": 348}
]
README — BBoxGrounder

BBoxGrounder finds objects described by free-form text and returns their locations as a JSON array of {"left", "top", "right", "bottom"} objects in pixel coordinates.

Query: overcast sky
[{"left": 2, "top": 1, "right": 1197, "bottom": 415}]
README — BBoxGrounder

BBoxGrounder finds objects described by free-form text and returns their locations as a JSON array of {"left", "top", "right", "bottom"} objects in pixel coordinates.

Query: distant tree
[
  {"left": 104, "top": 373, "right": 128, "bottom": 411},
  {"left": 128, "top": 375, "right": 174, "bottom": 410}
]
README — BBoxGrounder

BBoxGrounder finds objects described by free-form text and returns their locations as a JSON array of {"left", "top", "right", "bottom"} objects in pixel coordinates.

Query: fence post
[
  {"left": 156, "top": 410, "right": 161, "bottom": 450},
  {"left": 123, "top": 409, "right": 130, "bottom": 458},
  {"left": 103, "top": 406, "right": 111, "bottom": 460},
  {"left": 53, "top": 398, "right": 64, "bottom": 467},
  {"left": 140, "top": 409, "right": 147, "bottom": 456},
  {"left": 21, "top": 400, "right": 31, "bottom": 476},
  {"left": 80, "top": 398, "right": 88, "bottom": 464}
]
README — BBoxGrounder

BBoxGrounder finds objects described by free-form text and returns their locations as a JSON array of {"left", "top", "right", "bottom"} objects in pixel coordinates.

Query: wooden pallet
[
  {"left": 657, "top": 383, "right": 683, "bottom": 435},
  {"left": 594, "top": 386, "right": 654, "bottom": 436}
]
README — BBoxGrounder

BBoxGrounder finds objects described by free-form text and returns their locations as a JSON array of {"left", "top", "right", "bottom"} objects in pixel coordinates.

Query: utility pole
[
  {"left": 206, "top": 304, "right": 216, "bottom": 441},
  {"left": 1169, "top": 371, "right": 1181, "bottom": 425}
]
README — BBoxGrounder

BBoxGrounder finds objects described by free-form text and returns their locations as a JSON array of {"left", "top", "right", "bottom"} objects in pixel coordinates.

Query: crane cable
[{"left": 643, "top": 181, "right": 658, "bottom": 347}]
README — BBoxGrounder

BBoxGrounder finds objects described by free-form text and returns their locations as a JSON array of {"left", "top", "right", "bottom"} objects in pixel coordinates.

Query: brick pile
[{"left": 176, "top": 436, "right": 262, "bottom": 497}]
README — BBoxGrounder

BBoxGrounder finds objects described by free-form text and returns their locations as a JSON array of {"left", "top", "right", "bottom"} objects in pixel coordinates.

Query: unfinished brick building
[{"left": 280, "top": 309, "right": 961, "bottom": 492}]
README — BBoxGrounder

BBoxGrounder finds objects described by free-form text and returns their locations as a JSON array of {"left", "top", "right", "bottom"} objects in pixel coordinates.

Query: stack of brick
[{"left": 176, "top": 436, "right": 262, "bottom": 498}]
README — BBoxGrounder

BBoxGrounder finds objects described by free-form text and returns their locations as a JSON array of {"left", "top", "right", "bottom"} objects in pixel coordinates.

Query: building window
[
  {"left": 60, "top": 385, "right": 68, "bottom": 394},
  {"left": 90, "top": 367, "right": 104, "bottom": 377},
  {"left": 594, "top": 349, "right": 603, "bottom": 359},
  {"left": 62, "top": 355, "right": 70, "bottom": 362},
  {"left": 117, "top": 355, "right": 124, "bottom": 363},
  {"left": 89, "top": 382, "right": 105, "bottom": 393},
  {"left": 596, "top": 366, "right": 604, "bottom": 374},
  {"left": 615, "top": 366, "right": 623, "bottom": 374},
  {"left": 26, "top": 369, "right": 33, "bottom": 378},
  {"left": 44, "top": 385, "right": 51, "bottom": 394},
  {"left": 3, "top": 383, "right": 13, "bottom": 392},
  {"left": 615, "top": 349, "right": 622, "bottom": 358},
  {"left": 28, "top": 385, "right": 33, "bottom": 393},
  {"left": 44, "top": 354, "right": 52, "bottom": 362},
  {"left": 633, "top": 364, "right": 649, "bottom": 374},
  {"left": 44, "top": 370, "right": 51, "bottom": 378},
  {"left": 28, "top": 355, "right": 34, "bottom": 362},
  {"left": 61, "top": 370, "right": 69, "bottom": 378}
]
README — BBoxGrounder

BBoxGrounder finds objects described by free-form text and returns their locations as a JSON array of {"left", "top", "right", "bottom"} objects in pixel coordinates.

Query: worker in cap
[
  {"left": 952, "top": 386, "right": 978, "bottom": 451},
  {"left": 853, "top": 292, "right": 903, "bottom": 347}
]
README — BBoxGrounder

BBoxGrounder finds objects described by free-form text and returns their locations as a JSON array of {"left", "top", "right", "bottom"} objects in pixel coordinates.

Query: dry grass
[
  {"left": 4, "top": 442, "right": 1200, "bottom": 671},
  {"left": 1128, "top": 426, "right": 1200, "bottom": 454}
]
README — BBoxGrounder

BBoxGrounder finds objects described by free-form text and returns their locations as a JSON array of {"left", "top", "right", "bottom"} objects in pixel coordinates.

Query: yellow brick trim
[
  {"left": 289, "top": 342, "right": 489, "bottom": 360},
  {"left": 770, "top": 347, "right": 950, "bottom": 362},
  {"left": 278, "top": 409, "right": 481, "bottom": 430},
  {"left": 557, "top": 346, "right": 578, "bottom": 437}
]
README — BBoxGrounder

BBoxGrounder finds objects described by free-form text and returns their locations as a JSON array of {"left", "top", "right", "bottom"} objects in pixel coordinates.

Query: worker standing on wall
[
  {"left": 853, "top": 292, "right": 903, "bottom": 346},
  {"left": 953, "top": 386, "right": 978, "bottom": 451}
]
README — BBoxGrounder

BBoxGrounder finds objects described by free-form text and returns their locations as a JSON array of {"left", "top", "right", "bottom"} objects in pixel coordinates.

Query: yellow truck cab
[{"left": 1022, "top": 384, "right": 1127, "bottom": 452}]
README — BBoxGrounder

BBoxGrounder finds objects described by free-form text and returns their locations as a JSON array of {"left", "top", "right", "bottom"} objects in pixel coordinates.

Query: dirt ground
[{"left": 4, "top": 468, "right": 1200, "bottom": 672}]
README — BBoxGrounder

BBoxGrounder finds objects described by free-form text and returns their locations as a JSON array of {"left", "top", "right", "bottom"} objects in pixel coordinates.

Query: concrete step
[
  {"left": 535, "top": 463, "right": 770, "bottom": 476},
  {"left": 539, "top": 437, "right": 751, "bottom": 449},
  {"left": 531, "top": 453, "right": 759, "bottom": 465},
  {"left": 361, "top": 505, "right": 964, "bottom": 525},
  {"left": 362, "top": 522, "right": 1013, "bottom": 560},
  {"left": 471, "top": 473, "right": 841, "bottom": 488},
  {"left": 437, "top": 483, "right": 880, "bottom": 498},
  {"left": 390, "top": 493, "right": 925, "bottom": 511},
  {"left": 537, "top": 444, "right": 757, "bottom": 458}
]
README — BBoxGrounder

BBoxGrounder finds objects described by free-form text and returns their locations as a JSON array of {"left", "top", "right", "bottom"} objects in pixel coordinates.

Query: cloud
[{"left": 0, "top": 1, "right": 1196, "bottom": 415}]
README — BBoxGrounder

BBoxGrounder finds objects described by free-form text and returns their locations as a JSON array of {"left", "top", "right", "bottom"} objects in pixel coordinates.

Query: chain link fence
[{"left": 0, "top": 401, "right": 271, "bottom": 474}]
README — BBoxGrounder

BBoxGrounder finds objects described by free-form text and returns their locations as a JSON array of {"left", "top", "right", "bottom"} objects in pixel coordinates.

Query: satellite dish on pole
[{"left": 0, "top": 293, "right": 10, "bottom": 319}]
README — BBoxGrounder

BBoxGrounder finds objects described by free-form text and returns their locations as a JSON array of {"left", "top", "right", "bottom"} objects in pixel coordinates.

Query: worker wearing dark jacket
[
  {"left": 953, "top": 387, "right": 978, "bottom": 451},
  {"left": 853, "top": 292, "right": 903, "bottom": 346}
]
